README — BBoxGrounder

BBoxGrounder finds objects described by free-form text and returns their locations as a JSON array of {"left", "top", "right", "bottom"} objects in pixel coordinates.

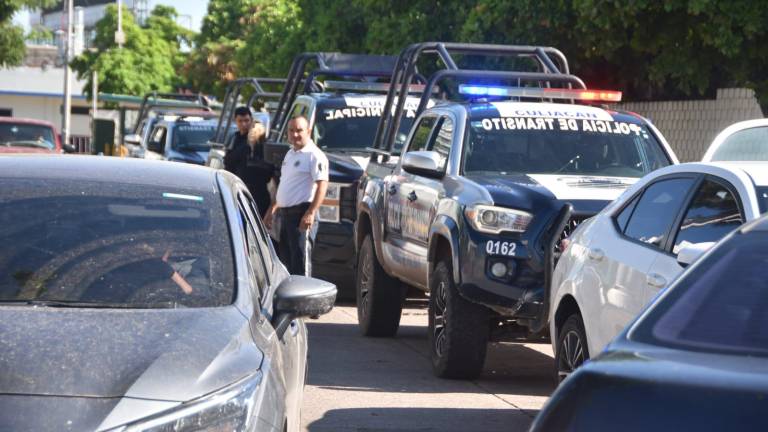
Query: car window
[
  {"left": 172, "top": 123, "right": 216, "bottom": 151},
  {"left": 635, "top": 233, "right": 768, "bottom": 357},
  {"left": 430, "top": 117, "right": 453, "bottom": 172},
  {"left": 406, "top": 116, "right": 437, "bottom": 153},
  {"left": 149, "top": 127, "right": 166, "bottom": 150},
  {"left": 241, "top": 192, "right": 275, "bottom": 276},
  {"left": 615, "top": 194, "right": 640, "bottom": 232},
  {"left": 0, "top": 179, "right": 235, "bottom": 308},
  {"left": 672, "top": 178, "right": 743, "bottom": 254},
  {"left": 710, "top": 126, "right": 768, "bottom": 161},
  {"left": 237, "top": 195, "right": 270, "bottom": 296},
  {"left": 623, "top": 177, "right": 695, "bottom": 248},
  {"left": 0, "top": 123, "right": 56, "bottom": 150}
]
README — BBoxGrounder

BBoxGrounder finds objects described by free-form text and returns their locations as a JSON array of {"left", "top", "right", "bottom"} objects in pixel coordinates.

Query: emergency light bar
[
  {"left": 458, "top": 85, "right": 622, "bottom": 102},
  {"left": 324, "top": 80, "right": 431, "bottom": 94}
]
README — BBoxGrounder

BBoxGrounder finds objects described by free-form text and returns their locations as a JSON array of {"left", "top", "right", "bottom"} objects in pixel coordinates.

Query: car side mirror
[
  {"left": 272, "top": 276, "right": 336, "bottom": 339},
  {"left": 677, "top": 242, "right": 715, "bottom": 267},
  {"left": 124, "top": 133, "right": 142, "bottom": 146},
  {"left": 62, "top": 143, "right": 77, "bottom": 154},
  {"left": 402, "top": 150, "right": 444, "bottom": 178}
]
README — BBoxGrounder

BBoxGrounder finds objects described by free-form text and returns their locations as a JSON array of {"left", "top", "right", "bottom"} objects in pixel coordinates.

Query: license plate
[{"left": 485, "top": 240, "right": 517, "bottom": 257}]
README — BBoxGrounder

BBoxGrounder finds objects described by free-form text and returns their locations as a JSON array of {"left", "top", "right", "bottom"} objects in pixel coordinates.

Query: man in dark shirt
[{"left": 223, "top": 106, "right": 274, "bottom": 217}]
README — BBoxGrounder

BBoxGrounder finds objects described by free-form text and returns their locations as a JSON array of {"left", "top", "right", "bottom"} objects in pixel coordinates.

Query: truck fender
[
  {"left": 428, "top": 215, "right": 462, "bottom": 286},
  {"left": 356, "top": 194, "right": 387, "bottom": 268}
]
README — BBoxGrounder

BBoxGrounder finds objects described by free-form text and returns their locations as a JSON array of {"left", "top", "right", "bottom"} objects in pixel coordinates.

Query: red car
[{"left": 0, "top": 117, "right": 73, "bottom": 154}]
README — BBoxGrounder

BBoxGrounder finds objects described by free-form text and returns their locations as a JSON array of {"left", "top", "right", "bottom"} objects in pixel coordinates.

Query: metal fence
[{"left": 69, "top": 135, "right": 91, "bottom": 154}]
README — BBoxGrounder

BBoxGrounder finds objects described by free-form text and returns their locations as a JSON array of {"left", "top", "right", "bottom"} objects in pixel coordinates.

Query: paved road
[{"left": 302, "top": 301, "right": 556, "bottom": 432}]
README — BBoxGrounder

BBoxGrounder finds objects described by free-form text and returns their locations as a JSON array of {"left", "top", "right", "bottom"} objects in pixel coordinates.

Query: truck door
[{"left": 381, "top": 115, "right": 439, "bottom": 287}]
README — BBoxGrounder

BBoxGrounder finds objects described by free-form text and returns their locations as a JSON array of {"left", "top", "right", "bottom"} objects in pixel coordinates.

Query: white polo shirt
[{"left": 276, "top": 140, "right": 329, "bottom": 208}]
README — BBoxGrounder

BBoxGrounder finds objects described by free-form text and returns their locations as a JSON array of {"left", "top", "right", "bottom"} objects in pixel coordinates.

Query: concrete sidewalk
[{"left": 302, "top": 302, "right": 555, "bottom": 432}]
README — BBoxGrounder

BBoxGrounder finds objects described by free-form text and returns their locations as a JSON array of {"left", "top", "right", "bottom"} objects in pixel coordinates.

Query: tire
[
  {"left": 429, "top": 259, "right": 490, "bottom": 379},
  {"left": 356, "top": 234, "right": 403, "bottom": 337},
  {"left": 555, "top": 313, "right": 590, "bottom": 383}
]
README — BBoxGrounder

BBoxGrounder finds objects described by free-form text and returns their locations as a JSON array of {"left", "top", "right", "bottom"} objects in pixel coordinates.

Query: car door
[
  {"left": 399, "top": 115, "right": 454, "bottom": 287},
  {"left": 382, "top": 114, "right": 439, "bottom": 286},
  {"left": 647, "top": 175, "right": 745, "bottom": 302},
  {"left": 585, "top": 175, "right": 696, "bottom": 353},
  {"left": 237, "top": 190, "right": 302, "bottom": 430}
]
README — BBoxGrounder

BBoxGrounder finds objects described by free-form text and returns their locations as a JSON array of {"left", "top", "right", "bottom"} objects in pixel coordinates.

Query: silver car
[{"left": 0, "top": 155, "right": 335, "bottom": 432}]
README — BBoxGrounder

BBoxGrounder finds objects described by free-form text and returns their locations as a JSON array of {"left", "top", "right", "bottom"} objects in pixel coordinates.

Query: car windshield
[
  {"left": 172, "top": 123, "right": 216, "bottom": 151},
  {"left": 0, "top": 123, "right": 55, "bottom": 150},
  {"left": 0, "top": 179, "right": 235, "bottom": 308},
  {"left": 313, "top": 98, "right": 416, "bottom": 152},
  {"left": 463, "top": 114, "right": 670, "bottom": 177},
  {"left": 710, "top": 126, "right": 768, "bottom": 161},
  {"left": 634, "top": 232, "right": 768, "bottom": 357}
]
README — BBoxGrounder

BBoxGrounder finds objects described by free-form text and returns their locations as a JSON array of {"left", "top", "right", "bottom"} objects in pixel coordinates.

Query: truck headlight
[
  {"left": 465, "top": 205, "right": 533, "bottom": 234},
  {"left": 109, "top": 372, "right": 263, "bottom": 432},
  {"left": 318, "top": 183, "right": 344, "bottom": 223}
]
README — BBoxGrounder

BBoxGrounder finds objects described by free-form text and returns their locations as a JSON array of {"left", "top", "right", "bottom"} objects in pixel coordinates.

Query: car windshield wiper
[
  {"left": 3, "top": 140, "right": 52, "bottom": 149},
  {"left": 0, "top": 299, "right": 186, "bottom": 309}
]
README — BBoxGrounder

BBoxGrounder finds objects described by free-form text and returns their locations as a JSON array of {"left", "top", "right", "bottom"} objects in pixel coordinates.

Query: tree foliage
[
  {"left": 71, "top": 4, "right": 192, "bottom": 99},
  {"left": 192, "top": 0, "right": 768, "bottom": 110},
  {"left": 0, "top": 0, "right": 55, "bottom": 67}
]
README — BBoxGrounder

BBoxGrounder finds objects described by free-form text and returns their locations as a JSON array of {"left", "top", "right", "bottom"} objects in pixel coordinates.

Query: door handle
[
  {"left": 407, "top": 191, "right": 418, "bottom": 202},
  {"left": 646, "top": 273, "right": 667, "bottom": 289},
  {"left": 587, "top": 247, "right": 604, "bottom": 261},
  {"left": 388, "top": 184, "right": 397, "bottom": 195}
]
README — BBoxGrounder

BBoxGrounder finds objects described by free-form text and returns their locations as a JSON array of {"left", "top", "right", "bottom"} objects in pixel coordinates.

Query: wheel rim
[
  {"left": 358, "top": 247, "right": 373, "bottom": 318},
  {"left": 432, "top": 280, "right": 448, "bottom": 358},
  {"left": 557, "top": 329, "right": 585, "bottom": 381}
]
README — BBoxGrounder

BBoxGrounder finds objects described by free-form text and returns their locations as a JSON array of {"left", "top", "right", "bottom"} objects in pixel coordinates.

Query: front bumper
[{"left": 456, "top": 204, "right": 572, "bottom": 327}]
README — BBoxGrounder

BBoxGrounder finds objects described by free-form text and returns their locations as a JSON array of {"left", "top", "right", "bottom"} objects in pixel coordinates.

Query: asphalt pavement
[{"left": 302, "top": 301, "right": 556, "bottom": 432}]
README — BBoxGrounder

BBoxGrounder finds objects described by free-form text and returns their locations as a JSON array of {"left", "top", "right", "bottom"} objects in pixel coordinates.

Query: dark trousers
[{"left": 277, "top": 203, "right": 318, "bottom": 276}]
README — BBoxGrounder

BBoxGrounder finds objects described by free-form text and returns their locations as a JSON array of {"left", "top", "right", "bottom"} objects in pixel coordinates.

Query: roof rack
[
  {"left": 132, "top": 92, "right": 213, "bottom": 134},
  {"left": 372, "top": 42, "right": 586, "bottom": 154},
  {"left": 210, "top": 77, "right": 287, "bottom": 147},
  {"left": 269, "top": 52, "right": 398, "bottom": 140}
]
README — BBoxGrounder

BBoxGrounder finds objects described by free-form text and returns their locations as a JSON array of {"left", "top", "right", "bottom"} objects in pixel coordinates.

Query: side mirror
[
  {"left": 677, "top": 242, "right": 715, "bottom": 267},
  {"left": 62, "top": 143, "right": 77, "bottom": 154},
  {"left": 147, "top": 140, "right": 164, "bottom": 154},
  {"left": 272, "top": 276, "right": 336, "bottom": 338},
  {"left": 402, "top": 150, "right": 444, "bottom": 178},
  {"left": 124, "top": 133, "right": 142, "bottom": 146}
]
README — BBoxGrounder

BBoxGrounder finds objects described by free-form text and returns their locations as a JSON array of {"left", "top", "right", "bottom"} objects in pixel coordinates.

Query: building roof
[{"left": 0, "top": 66, "right": 87, "bottom": 99}]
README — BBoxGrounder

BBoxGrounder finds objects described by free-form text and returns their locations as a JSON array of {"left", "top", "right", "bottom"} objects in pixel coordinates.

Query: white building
[{"left": 0, "top": 66, "right": 91, "bottom": 141}]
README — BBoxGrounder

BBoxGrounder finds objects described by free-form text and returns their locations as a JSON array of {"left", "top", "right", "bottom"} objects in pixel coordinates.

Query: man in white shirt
[{"left": 264, "top": 116, "right": 329, "bottom": 276}]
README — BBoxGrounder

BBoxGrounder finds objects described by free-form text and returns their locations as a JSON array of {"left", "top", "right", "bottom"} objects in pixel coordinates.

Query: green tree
[
  {"left": 71, "top": 4, "right": 192, "bottom": 99},
  {"left": 235, "top": 0, "right": 304, "bottom": 78},
  {"left": 0, "top": 0, "right": 56, "bottom": 67}
]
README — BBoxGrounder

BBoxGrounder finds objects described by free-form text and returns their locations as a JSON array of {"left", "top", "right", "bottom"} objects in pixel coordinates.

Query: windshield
[
  {"left": 0, "top": 179, "right": 234, "bottom": 308},
  {"left": 634, "top": 232, "right": 768, "bottom": 357},
  {"left": 464, "top": 115, "right": 670, "bottom": 177},
  {"left": 711, "top": 126, "right": 768, "bottom": 161},
  {"left": 0, "top": 123, "right": 55, "bottom": 150},
  {"left": 313, "top": 98, "right": 417, "bottom": 152},
  {"left": 172, "top": 123, "right": 216, "bottom": 151}
]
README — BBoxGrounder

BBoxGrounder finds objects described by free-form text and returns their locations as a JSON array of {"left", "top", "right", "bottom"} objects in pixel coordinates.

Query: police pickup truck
[{"left": 355, "top": 43, "right": 677, "bottom": 379}]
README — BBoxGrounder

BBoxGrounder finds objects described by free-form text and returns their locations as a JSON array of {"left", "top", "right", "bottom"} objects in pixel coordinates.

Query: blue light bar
[
  {"left": 459, "top": 85, "right": 510, "bottom": 97},
  {"left": 458, "top": 84, "right": 622, "bottom": 102}
]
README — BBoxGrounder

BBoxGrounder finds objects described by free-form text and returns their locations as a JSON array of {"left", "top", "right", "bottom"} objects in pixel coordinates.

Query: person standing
[
  {"left": 264, "top": 116, "right": 328, "bottom": 276},
  {"left": 223, "top": 107, "right": 274, "bottom": 217}
]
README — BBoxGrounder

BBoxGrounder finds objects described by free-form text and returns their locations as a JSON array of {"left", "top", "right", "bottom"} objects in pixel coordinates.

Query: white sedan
[
  {"left": 549, "top": 161, "right": 768, "bottom": 381},
  {"left": 702, "top": 119, "right": 768, "bottom": 161}
]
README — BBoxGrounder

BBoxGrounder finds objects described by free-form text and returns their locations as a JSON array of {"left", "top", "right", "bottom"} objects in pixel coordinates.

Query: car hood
[
  {"left": 326, "top": 151, "right": 366, "bottom": 183},
  {"left": 0, "top": 306, "right": 263, "bottom": 401},
  {"left": 167, "top": 149, "right": 209, "bottom": 165},
  {"left": 466, "top": 173, "right": 635, "bottom": 215}
]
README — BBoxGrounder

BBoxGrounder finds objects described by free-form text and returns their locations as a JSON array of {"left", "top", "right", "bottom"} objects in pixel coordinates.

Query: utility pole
[
  {"left": 115, "top": 0, "right": 125, "bottom": 48},
  {"left": 61, "top": 0, "right": 73, "bottom": 148}
]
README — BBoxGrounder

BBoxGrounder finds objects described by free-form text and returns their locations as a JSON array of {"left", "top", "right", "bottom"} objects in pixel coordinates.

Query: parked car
[
  {"left": 0, "top": 155, "right": 336, "bottom": 432},
  {"left": 0, "top": 117, "right": 74, "bottom": 154},
  {"left": 550, "top": 161, "right": 768, "bottom": 380},
  {"left": 702, "top": 119, "right": 768, "bottom": 161},
  {"left": 144, "top": 117, "right": 218, "bottom": 164},
  {"left": 533, "top": 215, "right": 768, "bottom": 431}
]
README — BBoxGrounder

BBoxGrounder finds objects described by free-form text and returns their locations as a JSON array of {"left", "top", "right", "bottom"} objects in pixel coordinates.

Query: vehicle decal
[
  {"left": 162, "top": 192, "right": 204, "bottom": 202},
  {"left": 527, "top": 174, "right": 636, "bottom": 200},
  {"left": 486, "top": 240, "right": 517, "bottom": 256},
  {"left": 478, "top": 116, "right": 646, "bottom": 137},
  {"left": 490, "top": 102, "right": 614, "bottom": 121}
]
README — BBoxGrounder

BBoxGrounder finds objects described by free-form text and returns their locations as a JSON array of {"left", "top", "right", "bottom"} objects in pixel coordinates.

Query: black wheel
[
  {"left": 555, "top": 313, "right": 589, "bottom": 383},
  {"left": 356, "top": 234, "right": 403, "bottom": 337},
  {"left": 428, "top": 259, "right": 490, "bottom": 379}
]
